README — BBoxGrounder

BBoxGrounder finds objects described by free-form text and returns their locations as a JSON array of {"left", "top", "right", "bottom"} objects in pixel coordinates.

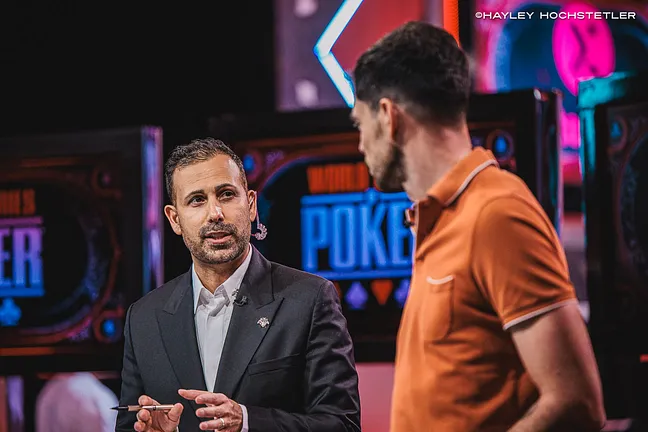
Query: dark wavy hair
[
  {"left": 353, "top": 21, "right": 470, "bottom": 126},
  {"left": 164, "top": 137, "right": 247, "bottom": 203}
]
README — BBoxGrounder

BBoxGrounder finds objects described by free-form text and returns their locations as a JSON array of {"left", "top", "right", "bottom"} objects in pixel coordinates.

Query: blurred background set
[{"left": 0, "top": 0, "right": 647, "bottom": 431}]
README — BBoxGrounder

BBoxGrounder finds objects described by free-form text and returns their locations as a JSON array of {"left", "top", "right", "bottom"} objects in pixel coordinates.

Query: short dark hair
[
  {"left": 353, "top": 21, "right": 470, "bottom": 126},
  {"left": 164, "top": 137, "right": 248, "bottom": 203}
]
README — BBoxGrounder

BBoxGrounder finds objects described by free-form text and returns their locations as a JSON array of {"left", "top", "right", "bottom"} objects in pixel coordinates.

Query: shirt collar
[
  {"left": 427, "top": 147, "right": 498, "bottom": 206},
  {"left": 405, "top": 147, "right": 498, "bottom": 225},
  {"left": 191, "top": 244, "right": 253, "bottom": 314}
]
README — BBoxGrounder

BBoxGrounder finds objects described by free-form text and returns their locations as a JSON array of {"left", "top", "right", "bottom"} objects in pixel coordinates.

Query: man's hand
[
  {"left": 134, "top": 395, "right": 183, "bottom": 432},
  {"left": 178, "top": 389, "right": 243, "bottom": 431}
]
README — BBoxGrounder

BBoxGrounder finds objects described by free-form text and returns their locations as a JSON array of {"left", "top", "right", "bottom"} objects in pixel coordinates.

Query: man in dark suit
[{"left": 116, "top": 138, "right": 361, "bottom": 432}]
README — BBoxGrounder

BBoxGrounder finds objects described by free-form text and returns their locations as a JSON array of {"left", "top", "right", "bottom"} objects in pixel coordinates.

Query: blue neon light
[
  {"left": 301, "top": 189, "right": 408, "bottom": 205},
  {"left": 610, "top": 121, "right": 622, "bottom": 140},
  {"left": 493, "top": 136, "right": 508, "bottom": 155},
  {"left": 243, "top": 154, "right": 256, "bottom": 172},
  {"left": 315, "top": 269, "right": 413, "bottom": 281},
  {"left": 301, "top": 188, "right": 413, "bottom": 280},
  {"left": 102, "top": 319, "right": 117, "bottom": 337},
  {"left": 0, "top": 298, "right": 21, "bottom": 326},
  {"left": 313, "top": 0, "right": 363, "bottom": 107},
  {"left": 332, "top": 206, "right": 356, "bottom": 270}
]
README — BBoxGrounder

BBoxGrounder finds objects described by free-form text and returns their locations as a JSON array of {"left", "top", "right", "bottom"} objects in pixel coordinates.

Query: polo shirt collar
[
  {"left": 427, "top": 147, "right": 498, "bottom": 206},
  {"left": 405, "top": 147, "right": 498, "bottom": 226}
]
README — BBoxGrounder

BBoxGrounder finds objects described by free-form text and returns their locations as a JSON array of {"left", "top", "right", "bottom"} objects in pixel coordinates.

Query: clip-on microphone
[
  {"left": 232, "top": 288, "right": 248, "bottom": 306},
  {"left": 234, "top": 295, "right": 248, "bottom": 306}
]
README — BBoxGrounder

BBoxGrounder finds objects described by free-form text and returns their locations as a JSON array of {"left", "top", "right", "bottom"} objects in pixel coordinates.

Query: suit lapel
[
  {"left": 156, "top": 272, "right": 206, "bottom": 408},
  {"left": 214, "top": 248, "right": 284, "bottom": 397}
]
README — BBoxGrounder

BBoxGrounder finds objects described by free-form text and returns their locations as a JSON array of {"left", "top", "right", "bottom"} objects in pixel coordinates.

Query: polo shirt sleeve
[{"left": 470, "top": 195, "right": 577, "bottom": 330}]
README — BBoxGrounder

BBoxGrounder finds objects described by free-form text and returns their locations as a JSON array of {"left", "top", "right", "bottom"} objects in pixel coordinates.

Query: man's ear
[
  {"left": 247, "top": 190, "right": 257, "bottom": 223},
  {"left": 164, "top": 204, "right": 182, "bottom": 235},
  {"left": 377, "top": 97, "right": 400, "bottom": 143}
]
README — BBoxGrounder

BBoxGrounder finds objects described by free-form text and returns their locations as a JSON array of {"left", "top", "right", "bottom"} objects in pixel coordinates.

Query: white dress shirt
[{"left": 191, "top": 245, "right": 252, "bottom": 432}]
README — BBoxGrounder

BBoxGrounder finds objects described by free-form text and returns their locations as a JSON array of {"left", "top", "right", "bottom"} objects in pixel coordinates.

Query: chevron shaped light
[{"left": 313, "top": 0, "right": 364, "bottom": 107}]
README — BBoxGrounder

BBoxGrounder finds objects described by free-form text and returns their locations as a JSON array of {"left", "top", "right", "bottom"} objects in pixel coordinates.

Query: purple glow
[{"left": 345, "top": 282, "right": 368, "bottom": 310}]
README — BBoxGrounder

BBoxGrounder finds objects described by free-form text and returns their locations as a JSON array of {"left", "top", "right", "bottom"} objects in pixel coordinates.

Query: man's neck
[
  {"left": 402, "top": 123, "right": 472, "bottom": 202},
  {"left": 192, "top": 246, "right": 250, "bottom": 293}
]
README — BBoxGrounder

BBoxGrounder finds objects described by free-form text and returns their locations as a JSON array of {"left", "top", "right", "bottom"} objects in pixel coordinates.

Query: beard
[
  {"left": 183, "top": 221, "right": 250, "bottom": 265},
  {"left": 375, "top": 143, "right": 407, "bottom": 193}
]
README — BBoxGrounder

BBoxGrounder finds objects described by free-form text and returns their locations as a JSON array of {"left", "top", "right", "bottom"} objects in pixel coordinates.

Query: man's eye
[
  {"left": 189, "top": 196, "right": 205, "bottom": 204},
  {"left": 220, "top": 191, "right": 235, "bottom": 199}
]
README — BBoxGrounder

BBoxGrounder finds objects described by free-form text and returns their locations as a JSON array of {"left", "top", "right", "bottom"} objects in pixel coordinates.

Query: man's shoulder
[
  {"left": 268, "top": 260, "right": 332, "bottom": 301},
  {"left": 463, "top": 167, "right": 541, "bottom": 214},
  {"left": 465, "top": 177, "right": 557, "bottom": 247},
  {"left": 129, "top": 271, "right": 189, "bottom": 313}
]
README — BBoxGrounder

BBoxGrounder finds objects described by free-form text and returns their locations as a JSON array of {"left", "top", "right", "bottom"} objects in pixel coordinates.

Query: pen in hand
[{"left": 111, "top": 405, "right": 175, "bottom": 412}]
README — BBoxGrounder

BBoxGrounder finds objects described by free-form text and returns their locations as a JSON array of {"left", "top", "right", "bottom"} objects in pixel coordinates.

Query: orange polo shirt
[{"left": 391, "top": 148, "right": 577, "bottom": 431}]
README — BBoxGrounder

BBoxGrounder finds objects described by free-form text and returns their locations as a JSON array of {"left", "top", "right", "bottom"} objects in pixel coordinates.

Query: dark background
[
  {"left": 0, "top": 6, "right": 274, "bottom": 428},
  {"left": 0, "top": 2, "right": 276, "bottom": 279},
  {"left": 0, "top": 3, "right": 275, "bottom": 137}
]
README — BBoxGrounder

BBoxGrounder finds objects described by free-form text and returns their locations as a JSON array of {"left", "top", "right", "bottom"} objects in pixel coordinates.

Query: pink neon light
[
  {"left": 471, "top": 0, "right": 643, "bottom": 185},
  {"left": 559, "top": 110, "right": 583, "bottom": 184},
  {"left": 552, "top": 2, "right": 615, "bottom": 95},
  {"left": 561, "top": 110, "right": 580, "bottom": 149}
]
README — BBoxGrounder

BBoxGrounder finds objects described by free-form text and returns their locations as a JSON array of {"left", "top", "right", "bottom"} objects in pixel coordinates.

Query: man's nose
[{"left": 207, "top": 201, "right": 225, "bottom": 222}]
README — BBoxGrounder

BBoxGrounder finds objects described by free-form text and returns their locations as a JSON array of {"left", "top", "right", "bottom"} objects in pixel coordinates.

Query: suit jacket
[{"left": 116, "top": 247, "right": 361, "bottom": 432}]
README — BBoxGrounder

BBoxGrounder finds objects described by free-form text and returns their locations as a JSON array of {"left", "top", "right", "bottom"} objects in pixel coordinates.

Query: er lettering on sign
[{"left": 0, "top": 217, "right": 44, "bottom": 298}]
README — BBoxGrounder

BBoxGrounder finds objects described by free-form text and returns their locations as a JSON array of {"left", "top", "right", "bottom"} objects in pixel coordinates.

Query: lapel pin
[{"left": 257, "top": 317, "right": 270, "bottom": 328}]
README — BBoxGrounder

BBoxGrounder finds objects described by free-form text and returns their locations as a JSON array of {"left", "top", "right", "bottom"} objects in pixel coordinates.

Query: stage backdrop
[
  {"left": 274, "top": 0, "right": 431, "bottom": 111},
  {"left": 472, "top": 0, "right": 648, "bottom": 187},
  {"left": 0, "top": 127, "right": 164, "bottom": 374}
]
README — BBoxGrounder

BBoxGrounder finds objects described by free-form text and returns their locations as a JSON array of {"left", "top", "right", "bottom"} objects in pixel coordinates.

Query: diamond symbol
[
  {"left": 371, "top": 280, "right": 393, "bottom": 306},
  {"left": 345, "top": 282, "right": 368, "bottom": 310},
  {"left": 394, "top": 280, "right": 410, "bottom": 308}
]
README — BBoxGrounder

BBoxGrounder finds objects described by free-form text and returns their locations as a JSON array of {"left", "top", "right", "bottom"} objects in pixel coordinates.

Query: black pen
[{"left": 111, "top": 405, "right": 175, "bottom": 412}]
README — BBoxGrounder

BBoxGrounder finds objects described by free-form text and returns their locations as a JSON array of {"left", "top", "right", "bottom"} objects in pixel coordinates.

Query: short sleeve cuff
[{"left": 502, "top": 297, "right": 578, "bottom": 330}]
